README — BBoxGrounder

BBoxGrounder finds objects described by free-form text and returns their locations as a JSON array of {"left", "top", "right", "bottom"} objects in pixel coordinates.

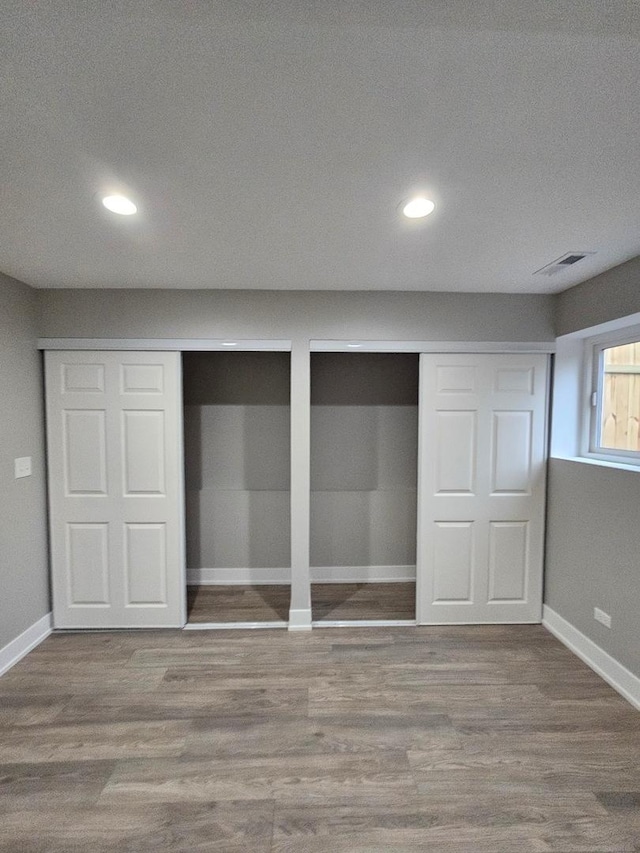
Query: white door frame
[
  {"left": 310, "top": 341, "right": 553, "bottom": 628},
  {"left": 180, "top": 343, "right": 297, "bottom": 630},
  {"left": 40, "top": 338, "right": 553, "bottom": 631},
  {"left": 41, "top": 339, "right": 295, "bottom": 630}
]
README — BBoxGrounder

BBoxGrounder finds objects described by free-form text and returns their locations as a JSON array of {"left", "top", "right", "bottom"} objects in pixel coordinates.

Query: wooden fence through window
[{"left": 602, "top": 342, "right": 640, "bottom": 451}]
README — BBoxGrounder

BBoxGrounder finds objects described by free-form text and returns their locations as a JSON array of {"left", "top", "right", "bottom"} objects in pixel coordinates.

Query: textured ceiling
[{"left": 1, "top": 1, "right": 639, "bottom": 292}]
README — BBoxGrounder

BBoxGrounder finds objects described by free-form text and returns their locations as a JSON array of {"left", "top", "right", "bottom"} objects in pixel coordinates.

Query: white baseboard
[
  {"left": 0, "top": 612, "right": 53, "bottom": 678},
  {"left": 288, "top": 608, "right": 312, "bottom": 631},
  {"left": 542, "top": 605, "right": 640, "bottom": 711},
  {"left": 313, "top": 619, "right": 417, "bottom": 628},
  {"left": 184, "top": 621, "right": 287, "bottom": 630},
  {"left": 187, "top": 565, "right": 416, "bottom": 585},
  {"left": 312, "top": 565, "right": 416, "bottom": 583},
  {"left": 187, "top": 567, "right": 291, "bottom": 585}
]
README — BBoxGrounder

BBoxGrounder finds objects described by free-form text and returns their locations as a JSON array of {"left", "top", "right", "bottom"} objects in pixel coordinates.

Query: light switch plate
[{"left": 14, "top": 457, "right": 32, "bottom": 478}]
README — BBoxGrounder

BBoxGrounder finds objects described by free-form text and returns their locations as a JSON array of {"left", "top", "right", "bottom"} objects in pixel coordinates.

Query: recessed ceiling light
[
  {"left": 101, "top": 194, "right": 137, "bottom": 216},
  {"left": 347, "top": 343, "right": 363, "bottom": 348},
  {"left": 401, "top": 197, "right": 435, "bottom": 219},
  {"left": 221, "top": 342, "right": 237, "bottom": 346}
]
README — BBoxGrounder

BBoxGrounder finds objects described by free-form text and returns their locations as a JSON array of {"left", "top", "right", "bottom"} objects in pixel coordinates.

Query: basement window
[{"left": 585, "top": 327, "right": 640, "bottom": 465}]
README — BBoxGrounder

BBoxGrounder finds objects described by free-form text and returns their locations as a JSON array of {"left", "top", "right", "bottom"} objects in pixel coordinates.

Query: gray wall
[
  {"left": 547, "top": 253, "right": 640, "bottom": 680},
  {"left": 183, "top": 352, "right": 290, "bottom": 569},
  {"left": 555, "top": 256, "right": 640, "bottom": 336},
  {"left": 311, "top": 354, "right": 418, "bottom": 568},
  {"left": 545, "top": 459, "right": 640, "bottom": 677},
  {"left": 35, "top": 286, "right": 553, "bottom": 621},
  {"left": 37, "top": 289, "right": 555, "bottom": 342},
  {"left": 0, "top": 274, "right": 50, "bottom": 649}
]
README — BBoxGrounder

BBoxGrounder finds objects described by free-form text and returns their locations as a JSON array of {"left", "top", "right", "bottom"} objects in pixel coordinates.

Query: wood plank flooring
[
  {"left": 187, "top": 582, "right": 416, "bottom": 623},
  {"left": 187, "top": 585, "right": 290, "bottom": 623},
  {"left": 312, "top": 582, "right": 416, "bottom": 621},
  {"left": 1, "top": 625, "right": 639, "bottom": 851}
]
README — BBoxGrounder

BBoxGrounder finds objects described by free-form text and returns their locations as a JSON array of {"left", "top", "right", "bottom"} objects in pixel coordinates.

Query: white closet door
[
  {"left": 417, "top": 353, "right": 548, "bottom": 624},
  {"left": 46, "top": 351, "right": 186, "bottom": 628}
]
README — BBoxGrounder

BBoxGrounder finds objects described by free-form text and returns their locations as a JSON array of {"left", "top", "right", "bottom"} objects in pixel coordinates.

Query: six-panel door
[
  {"left": 45, "top": 352, "right": 186, "bottom": 628},
  {"left": 417, "top": 354, "right": 548, "bottom": 624}
]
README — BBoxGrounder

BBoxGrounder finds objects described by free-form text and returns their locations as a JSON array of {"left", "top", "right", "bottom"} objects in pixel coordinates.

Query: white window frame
[{"left": 582, "top": 324, "right": 640, "bottom": 466}]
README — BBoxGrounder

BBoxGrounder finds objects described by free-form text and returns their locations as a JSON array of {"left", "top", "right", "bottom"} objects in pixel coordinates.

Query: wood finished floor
[
  {"left": 187, "top": 586, "right": 290, "bottom": 623},
  {"left": 1, "top": 625, "right": 639, "bottom": 851},
  {"left": 187, "top": 582, "right": 416, "bottom": 623},
  {"left": 312, "top": 582, "right": 416, "bottom": 621}
]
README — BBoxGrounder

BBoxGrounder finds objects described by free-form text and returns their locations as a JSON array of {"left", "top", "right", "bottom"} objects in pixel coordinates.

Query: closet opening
[
  {"left": 310, "top": 352, "right": 419, "bottom": 624},
  {"left": 182, "top": 351, "right": 291, "bottom": 627}
]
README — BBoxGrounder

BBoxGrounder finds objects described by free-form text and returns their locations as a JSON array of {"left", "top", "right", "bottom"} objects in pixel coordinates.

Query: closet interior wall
[
  {"left": 310, "top": 353, "right": 419, "bottom": 621},
  {"left": 182, "top": 352, "right": 291, "bottom": 623}
]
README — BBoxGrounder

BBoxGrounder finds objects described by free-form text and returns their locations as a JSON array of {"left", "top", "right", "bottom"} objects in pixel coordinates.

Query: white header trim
[
  {"left": 38, "top": 338, "right": 555, "bottom": 354},
  {"left": 38, "top": 338, "right": 292, "bottom": 352},
  {"left": 310, "top": 340, "right": 555, "bottom": 353}
]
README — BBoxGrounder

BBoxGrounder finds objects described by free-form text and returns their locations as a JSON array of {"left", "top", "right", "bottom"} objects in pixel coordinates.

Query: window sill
[{"left": 551, "top": 454, "right": 640, "bottom": 473}]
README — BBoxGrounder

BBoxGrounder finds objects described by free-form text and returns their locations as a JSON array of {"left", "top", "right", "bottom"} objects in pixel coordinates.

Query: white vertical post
[
  {"left": 288, "top": 338, "right": 312, "bottom": 629},
  {"left": 415, "top": 353, "right": 426, "bottom": 625}
]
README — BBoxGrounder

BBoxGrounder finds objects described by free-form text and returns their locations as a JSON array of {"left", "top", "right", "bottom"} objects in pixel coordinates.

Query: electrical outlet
[
  {"left": 14, "top": 457, "right": 32, "bottom": 479},
  {"left": 594, "top": 607, "right": 611, "bottom": 628}
]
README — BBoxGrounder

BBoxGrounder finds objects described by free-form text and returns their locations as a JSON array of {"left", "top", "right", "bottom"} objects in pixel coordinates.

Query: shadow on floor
[
  {"left": 311, "top": 583, "right": 416, "bottom": 621},
  {"left": 187, "top": 584, "right": 291, "bottom": 623}
]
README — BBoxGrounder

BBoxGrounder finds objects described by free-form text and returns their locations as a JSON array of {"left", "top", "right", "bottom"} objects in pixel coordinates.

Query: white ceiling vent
[{"left": 534, "top": 251, "right": 596, "bottom": 277}]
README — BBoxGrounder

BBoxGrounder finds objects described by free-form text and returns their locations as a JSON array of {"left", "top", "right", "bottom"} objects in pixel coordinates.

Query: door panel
[
  {"left": 435, "top": 411, "right": 476, "bottom": 493},
  {"left": 46, "top": 351, "right": 185, "bottom": 628},
  {"left": 124, "top": 523, "right": 167, "bottom": 605},
  {"left": 491, "top": 410, "right": 532, "bottom": 493},
  {"left": 63, "top": 410, "right": 108, "bottom": 495},
  {"left": 432, "top": 521, "right": 474, "bottom": 602},
  {"left": 62, "top": 363, "right": 105, "bottom": 393},
  {"left": 121, "top": 363, "right": 164, "bottom": 394},
  {"left": 122, "top": 410, "right": 166, "bottom": 495},
  {"left": 417, "top": 353, "right": 548, "bottom": 624},
  {"left": 487, "top": 521, "right": 529, "bottom": 602},
  {"left": 67, "top": 523, "right": 110, "bottom": 605}
]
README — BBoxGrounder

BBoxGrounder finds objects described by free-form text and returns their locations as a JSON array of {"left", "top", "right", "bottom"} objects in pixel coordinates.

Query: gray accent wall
[
  {"left": 0, "top": 274, "right": 50, "bottom": 649},
  {"left": 548, "top": 252, "right": 640, "bottom": 681},
  {"left": 555, "top": 256, "right": 640, "bottom": 336},
  {"left": 183, "top": 352, "right": 291, "bottom": 570},
  {"left": 37, "top": 289, "right": 555, "bottom": 342},
  {"left": 310, "top": 354, "right": 418, "bottom": 569},
  {"left": 545, "top": 459, "right": 640, "bottom": 677}
]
